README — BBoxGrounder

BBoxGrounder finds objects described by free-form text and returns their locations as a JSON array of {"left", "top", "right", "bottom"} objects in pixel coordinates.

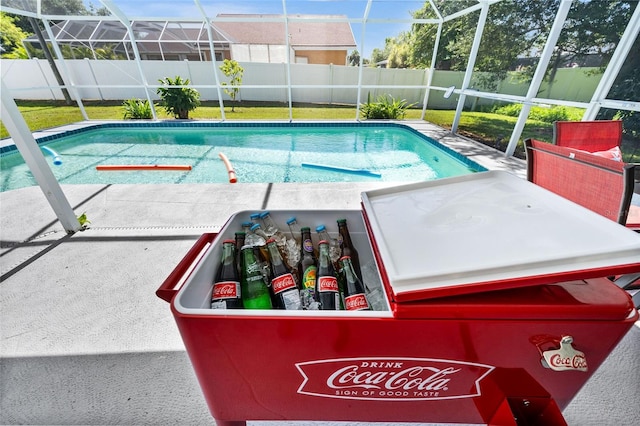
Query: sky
[{"left": 88, "top": 0, "right": 430, "bottom": 58}]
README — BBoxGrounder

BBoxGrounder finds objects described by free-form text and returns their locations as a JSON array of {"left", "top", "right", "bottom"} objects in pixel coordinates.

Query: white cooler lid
[{"left": 361, "top": 171, "right": 640, "bottom": 302}]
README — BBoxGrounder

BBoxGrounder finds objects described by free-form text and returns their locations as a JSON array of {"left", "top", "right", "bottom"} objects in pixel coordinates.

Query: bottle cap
[
  {"left": 266, "top": 238, "right": 276, "bottom": 244},
  {"left": 250, "top": 213, "right": 261, "bottom": 220},
  {"left": 250, "top": 223, "right": 261, "bottom": 231},
  {"left": 337, "top": 219, "right": 347, "bottom": 224},
  {"left": 301, "top": 226, "right": 310, "bottom": 232},
  {"left": 318, "top": 240, "right": 328, "bottom": 245},
  {"left": 223, "top": 239, "right": 236, "bottom": 244},
  {"left": 316, "top": 225, "right": 326, "bottom": 232},
  {"left": 339, "top": 255, "right": 351, "bottom": 261},
  {"left": 286, "top": 217, "right": 297, "bottom": 225},
  {"left": 259, "top": 211, "right": 270, "bottom": 219}
]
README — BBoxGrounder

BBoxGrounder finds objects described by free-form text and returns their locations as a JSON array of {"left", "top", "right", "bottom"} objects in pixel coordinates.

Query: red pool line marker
[
  {"left": 96, "top": 164, "right": 192, "bottom": 171},
  {"left": 218, "top": 152, "right": 237, "bottom": 183}
]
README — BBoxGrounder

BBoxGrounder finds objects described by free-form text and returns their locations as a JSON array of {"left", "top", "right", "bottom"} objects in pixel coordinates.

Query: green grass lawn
[{"left": 0, "top": 100, "right": 558, "bottom": 160}]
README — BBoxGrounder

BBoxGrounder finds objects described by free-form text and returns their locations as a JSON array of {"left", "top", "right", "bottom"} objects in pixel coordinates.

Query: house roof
[{"left": 214, "top": 14, "right": 356, "bottom": 49}]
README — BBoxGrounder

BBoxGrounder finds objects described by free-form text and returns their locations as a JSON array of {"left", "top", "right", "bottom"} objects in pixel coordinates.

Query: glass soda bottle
[
  {"left": 315, "top": 224, "right": 341, "bottom": 267},
  {"left": 266, "top": 238, "right": 302, "bottom": 310},
  {"left": 339, "top": 255, "right": 370, "bottom": 311},
  {"left": 298, "top": 227, "right": 319, "bottom": 310},
  {"left": 285, "top": 216, "right": 301, "bottom": 270},
  {"left": 316, "top": 240, "right": 341, "bottom": 310},
  {"left": 240, "top": 245, "right": 273, "bottom": 309},
  {"left": 337, "top": 218, "right": 365, "bottom": 288},
  {"left": 260, "top": 211, "right": 287, "bottom": 246},
  {"left": 211, "top": 239, "right": 243, "bottom": 309},
  {"left": 234, "top": 231, "right": 246, "bottom": 275},
  {"left": 286, "top": 217, "right": 301, "bottom": 244}
]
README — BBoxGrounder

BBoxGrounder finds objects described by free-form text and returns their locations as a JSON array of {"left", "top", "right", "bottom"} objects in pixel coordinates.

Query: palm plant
[{"left": 156, "top": 76, "right": 200, "bottom": 119}]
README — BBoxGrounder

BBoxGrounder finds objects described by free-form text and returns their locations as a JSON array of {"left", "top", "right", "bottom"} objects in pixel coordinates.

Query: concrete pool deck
[{"left": 1, "top": 120, "right": 639, "bottom": 425}]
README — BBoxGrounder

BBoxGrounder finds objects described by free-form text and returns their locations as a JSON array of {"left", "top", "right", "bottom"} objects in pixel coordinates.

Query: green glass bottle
[{"left": 240, "top": 245, "right": 273, "bottom": 309}]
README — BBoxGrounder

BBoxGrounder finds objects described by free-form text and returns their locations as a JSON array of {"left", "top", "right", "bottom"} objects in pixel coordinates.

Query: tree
[
  {"left": 387, "top": 33, "right": 412, "bottom": 68},
  {"left": 347, "top": 49, "right": 361, "bottom": 66},
  {"left": 370, "top": 47, "right": 388, "bottom": 65},
  {"left": 407, "top": 0, "right": 636, "bottom": 95},
  {"left": 0, "top": 12, "right": 29, "bottom": 58},
  {"left": 219, "top": 59, "right": 244, "bottom": 112}
]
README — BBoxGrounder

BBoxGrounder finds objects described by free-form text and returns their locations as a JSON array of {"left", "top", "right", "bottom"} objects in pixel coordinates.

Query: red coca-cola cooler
[{"left": 157, "top": 171, "right": 640, "bottom": 426}]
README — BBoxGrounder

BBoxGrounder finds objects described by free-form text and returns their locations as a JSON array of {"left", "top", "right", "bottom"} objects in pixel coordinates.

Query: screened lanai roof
[
  {"left": 23, "top": 19, "right": 231, "bottom": 60},
  {"left": 1, "top": 0, "right": 640, "bottom": 232}
]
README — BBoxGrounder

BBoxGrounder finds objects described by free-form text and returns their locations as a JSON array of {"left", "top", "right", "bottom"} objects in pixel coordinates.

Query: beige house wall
[{"left": 295, "top": 50, "right": 347, "bottom": 65}]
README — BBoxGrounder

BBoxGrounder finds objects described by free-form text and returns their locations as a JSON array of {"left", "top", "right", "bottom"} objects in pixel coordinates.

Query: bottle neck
[
  {"left": 268, "top": 242, "right": 284, "bottom": 266},
  {"left": 222, "top": 244, "right": 235, "bottom": 266},
  {"left": 341, "top": 259, "right": 356, "bottom": 282},
  {"left": 318, "top": 244, "right": 330, "bottom": 267},
  {"left": 338, "top": 224, "right": 352, "bottom": 246}
]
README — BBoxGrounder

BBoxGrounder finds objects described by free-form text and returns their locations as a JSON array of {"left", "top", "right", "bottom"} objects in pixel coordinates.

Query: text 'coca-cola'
[{"left": 296, "top": 357, "right": 494, "bottom": 401}]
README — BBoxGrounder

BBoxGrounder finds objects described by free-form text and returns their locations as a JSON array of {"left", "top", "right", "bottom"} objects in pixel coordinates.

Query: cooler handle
[{"left": 156, "top": 232, "right": 218, "bottom": 303}]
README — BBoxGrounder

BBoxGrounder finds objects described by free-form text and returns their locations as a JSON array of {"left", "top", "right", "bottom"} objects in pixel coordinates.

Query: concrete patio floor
[{"left": 1, "top": 121, "right": 638, "bottom": 425}]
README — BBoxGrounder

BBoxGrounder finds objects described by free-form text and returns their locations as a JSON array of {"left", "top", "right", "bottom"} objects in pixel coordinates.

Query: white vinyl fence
[{"left": 1, "top": 58, "right": 602, "bottom": 110}]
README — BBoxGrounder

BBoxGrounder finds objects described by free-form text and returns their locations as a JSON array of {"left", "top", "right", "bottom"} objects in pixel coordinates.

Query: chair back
[
  {"left": 553, "top": 120, "right": 622, "bottom": 152},
  {"left": 525, "top": 138, "right": 635, "bottom": 225}
]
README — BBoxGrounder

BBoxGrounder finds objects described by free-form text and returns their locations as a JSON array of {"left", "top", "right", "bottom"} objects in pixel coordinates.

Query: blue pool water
[{"left": 1, "top": 123, "right": 485, "bottom": 192}]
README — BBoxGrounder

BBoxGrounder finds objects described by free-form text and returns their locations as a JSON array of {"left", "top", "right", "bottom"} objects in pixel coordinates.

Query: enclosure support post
[
  {"left": 355, "top": 0, "right": 374, "bottom": 120},
  {"left": 1, "top": 80, "right": 81, "bottom": 234},
  {"left": 282, "top": 0, "right": 294, "bottom": 121},
  {"left": 505, "top": 0, "right": 573, "bottom": 157},
  {"left": 41, "top": 19, "right": 89, "bottom": 120},
  {"left": 194, "top": 0, "right": 226, "bottom": 120},
  {"left": 451, "top": 1, "right": 490, "bottom": 134},
  {"left": 582, "top": 1, "right": 640, "bottom": 121},
  {"left": 421, "top": 2, "right": 444, "bottom": 120},
  {"left": 101, "top": 0, "right": 158, "bottom": 120}
]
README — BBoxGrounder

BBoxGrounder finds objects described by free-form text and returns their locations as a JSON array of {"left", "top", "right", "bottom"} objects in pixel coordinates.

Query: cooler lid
[{"left": 361, "top": 171, "right": 640, "bottom": 303}]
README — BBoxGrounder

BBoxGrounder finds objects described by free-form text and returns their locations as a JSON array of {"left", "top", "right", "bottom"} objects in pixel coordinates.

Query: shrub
[
  {"left": 492, "top": 103, "right": 570, "bottom": 123},
  {"left": 360, "top": 93, "right": 415, "bottom": 120},
  {"left": 157, "top": 76, "right": 200, "bottom": 119},
  {"left": 122, "top": 98, "right": 153, "bottom": 119}
]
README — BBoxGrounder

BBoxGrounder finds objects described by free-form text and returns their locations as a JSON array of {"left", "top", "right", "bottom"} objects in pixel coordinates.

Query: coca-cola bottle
[
  {"left": 298, "top": 227, "right": 319, "bottom": 310},
  {"left": 337, "top": 218, "right": 364, "bottom": 287},
  {"left": 211, "top": 239, "right": 243, "bottom": 309},
  {"left": 266, "top": 238, "right": 302, "bottom": 310},
  {"left": 315, "top": 225, "right": 341, "bottom": 267},
  {"left": 240, "top": 245, "right": 273, "bottom": 309},
  {"left": 339, "top": 255, "right": 370, "bottom": 311},
  {"left": 316, "top": 240, "right": 341, "bottom": 310}
]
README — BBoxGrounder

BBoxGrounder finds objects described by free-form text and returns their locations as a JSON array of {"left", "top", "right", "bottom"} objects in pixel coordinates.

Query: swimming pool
[{"left": 0, "top": 122, "right": 486, "bottom": 192}]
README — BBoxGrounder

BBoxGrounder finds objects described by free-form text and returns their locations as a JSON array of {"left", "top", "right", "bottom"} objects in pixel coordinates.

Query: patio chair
[
  {"left": 525, "top": 138, "right": 640, "bottom": 292},
  {"left": 525, "top": 138, "right": 635, "bottom": 226},
  {"left": 553, "top": 120, "right": 623, "bottom": 152}
]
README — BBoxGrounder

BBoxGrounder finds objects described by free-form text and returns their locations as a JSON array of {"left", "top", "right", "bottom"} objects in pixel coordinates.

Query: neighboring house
[
  {"left": 214, "top": 14, "right": 356, "bottom": 65},
  {"left": 22, "top": 14, "right": 356, "bottom": 65}
]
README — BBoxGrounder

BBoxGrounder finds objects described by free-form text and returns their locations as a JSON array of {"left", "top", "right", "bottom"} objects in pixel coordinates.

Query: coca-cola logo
[
  {"left": 213, "top": 281, "right": 239, "bottom": 299},
  {"left": 548, "top": 354, "right": 587, "bottom": 371},
  {"left": 345, "top": 294, "right": 369, "bottom": 311},
  {"left": 272, "top": 273, "right": 296, "bottom": 294},
  {"left": 296, "top": 357, "right": 494, "bottom": 401},
  {"left": 540, "top": 336, "right": 588, "bottom": 372},
  {"left": 318, "top": 276, "right": 338, "bottom": 292}
]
